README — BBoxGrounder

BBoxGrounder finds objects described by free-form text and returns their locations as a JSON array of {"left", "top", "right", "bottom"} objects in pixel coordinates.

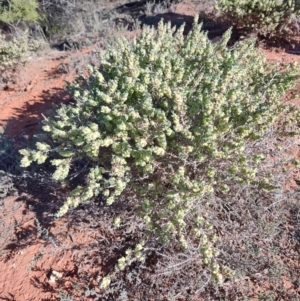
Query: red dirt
[
  {"left": 0, "top": 43, "right": 106, "bottom": 300},
  {"left": 1, "top": 5, "right": 300, "bottom": 301},
  {"left": 0, "top": 46, "right": 99, "bottom": 137}
]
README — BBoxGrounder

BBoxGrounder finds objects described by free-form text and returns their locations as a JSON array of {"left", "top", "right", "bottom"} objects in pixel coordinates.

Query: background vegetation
[
  {"left": 215, "top": 0, "right": 300, "bottom": 38},
  {"left": 0, "top": 0, "right": 39, "bottom": 24}
]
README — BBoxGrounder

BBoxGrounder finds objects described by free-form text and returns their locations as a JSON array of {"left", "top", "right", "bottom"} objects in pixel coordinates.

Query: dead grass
[{"left": 39, "top": 0, "right": 145, "bottom": 47}]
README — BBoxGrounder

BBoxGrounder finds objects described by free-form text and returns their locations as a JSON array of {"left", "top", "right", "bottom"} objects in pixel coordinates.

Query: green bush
[
  {"left": 0, "top": 0, "right": 39, "bottom": 24},
  {"left": 215, "top": 0, "right": 300, "bottom": 37},
  {"left": 0, "top": 32, "right": 28, "bottom": 73},
  {"left": 0, "top": 131, "right": 20, "bottom": 198},
  {"left": 0, "top": 29, "right": 47, "bottom": 81},
  {"left": 20, "top": 15, "right": 299, "bottom": 283},
  {"left": 0, "top": 0, "right": 42, "bottom": 76}
]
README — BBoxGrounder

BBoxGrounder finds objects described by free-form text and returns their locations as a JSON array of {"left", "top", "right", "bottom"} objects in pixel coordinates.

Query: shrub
[
  {"left": 0, "top": 131, "right": 20, "bottom": 198},
  {"left": 0, "top": 170, "right": 17, "bottom": 198},
  {"left": 0, "top": 29, "right": 47, "bottom": 83},
  {"left": 37, "top": 0, "right": 119, "bottom": 42},
  {"left": 0, "top": 130, "right": 21, "bottom": 172},
  {"left": 0, "top": 0, "right": 39, "bottom": 24},
  {"left": 20, "top": 15, "right": 299, "bottom": 285},
  {"left": 215, "top": 0, "right": 300, "bottom": 37},
  {"left": 0, "top": 33, "right": 28, "bottom": 73}
]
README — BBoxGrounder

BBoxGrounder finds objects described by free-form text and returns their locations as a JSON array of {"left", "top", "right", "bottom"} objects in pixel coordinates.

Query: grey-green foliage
[
  {"left": 20, "top": 15, "right": 299, "bottom": 283},
  {"left": 0, "top": 170, "right": 17, "bottom": 198},
  {"left": 215, "top": 0, "right": 300, "bottom": 37},
  {"left": 0, "top": 33, "right": 28, "bottom": 72},
  {"left": 0, "top": 132, "right": 20, "bottom": 198},
  {"left": 0, "top": 31, "right": 45, "bottom": 81}
]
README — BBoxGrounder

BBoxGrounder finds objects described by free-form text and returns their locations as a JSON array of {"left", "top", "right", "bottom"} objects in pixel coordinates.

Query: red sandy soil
[
  {"left": 1, "top": 6, "right": 300, "bottom": 301},
  {"left": 0, "top": 46, "right": 98, "bottom": 137},
  {"left": 0, "top": 44, "right": 106, "bottom": 301}
]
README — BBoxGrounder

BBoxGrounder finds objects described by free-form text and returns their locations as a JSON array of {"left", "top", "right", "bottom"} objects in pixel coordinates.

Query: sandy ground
[{"left": 1, "top": 2, "right": 300, "bottom": 300}]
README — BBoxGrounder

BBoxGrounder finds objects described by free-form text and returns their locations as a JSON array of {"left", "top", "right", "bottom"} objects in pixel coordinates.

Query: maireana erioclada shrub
[
  {"left": 20, "top": 15, "right": 299, "bottom": 283},
  {"left": 215, "top": 0, "right": 300, "bottom": 37}
]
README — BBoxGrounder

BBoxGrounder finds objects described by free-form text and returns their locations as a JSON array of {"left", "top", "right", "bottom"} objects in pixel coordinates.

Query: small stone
[{"left": 49, "top": 270, "right": 63, "bottom": 283}]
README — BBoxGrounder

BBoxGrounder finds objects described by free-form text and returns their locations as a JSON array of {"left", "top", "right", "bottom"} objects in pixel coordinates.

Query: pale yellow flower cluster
[
  {"left": 0, "top": 34, "right": 28, "bottom": 72},
  {"left": 116, "top": 241, "right": 145, "bottom": 271},
  {"left": 20, "top": 14, "right": 300, "bottom": 285}
]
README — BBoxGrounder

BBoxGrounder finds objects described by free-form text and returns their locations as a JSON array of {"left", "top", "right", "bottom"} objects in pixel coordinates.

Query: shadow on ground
[{"left": 2, "top": 88, "right": 72, "bottom": 137}]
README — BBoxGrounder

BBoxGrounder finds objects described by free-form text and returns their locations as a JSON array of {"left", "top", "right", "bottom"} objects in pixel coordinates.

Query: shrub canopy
[
  {"left": 20, "top": 15, "right": 299, "bottom": 283},
  {"left": 215, "top": 0, "right": 300, "bottom": 37}
]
